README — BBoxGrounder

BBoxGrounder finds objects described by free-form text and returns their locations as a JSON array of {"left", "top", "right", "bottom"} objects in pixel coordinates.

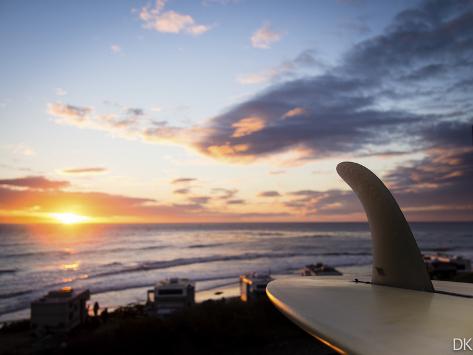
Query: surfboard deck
[{"left": 267, "top": 277, "right": 473, "bottom": 355}]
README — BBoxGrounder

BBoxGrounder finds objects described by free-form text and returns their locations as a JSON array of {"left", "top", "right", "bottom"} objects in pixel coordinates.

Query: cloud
[
  {"left": 47, "top": 1, "right": 473, "bottom": 181},
  {"left": 139, "top": 0, "right": 210, "bottom": 36},
  {"left": 189, "top": 196, "right": 211, "bottom": 204},
  {"left": 251, "top": 23, "right": 283, "bottom": 49},
  {"left": 258, "top": 190, "right": 280, "bottom": 197},
  {"left": 232, "top": 116, "right": 265, "bottom": 138},
  {"left": 0, "top": 177, "right": 277, "bottom": 223},
  {"left": 48, "top": 103, "right": 92, "bottom": 125},
  {"left": 211, "top": 188, "right": 238, "bottom": 200},
  {"left": 196, "top": 74, "right": 420, "bottom": 161},
  {"left": 0, "top": 176, "right": 70, "bottom": 190},
  {"left": 0, "top": 185, "right": 187, "bottom": 223},
  {"left": 284, "top": 189, "right": 359, "bottom": 217},
  {"left": 226, "top": 199, "right": 245, "bottom": 205},
  {"left": 173, "top": 188, "right": 191, "bottom": 195},
  {"left": 282, "top": 107, "right": 306, "bottom": 119},
  {"left": 171, "top": 177, "right": 197, "bottom": 184},
  {"left": 110, "top": 44, "right": 122, "bottom": 54},
  {"left": 61, "top": 167, "right": 108, "bottom": 175},
  {"left": 280, "top": 122, "right": 473, "bottom": 221},
  {"left": 47, "top": 102, "right": 149, "bottom": 139},
  {"left": 237, "top": 50, "right": 325, "bottom": 85},
  {"left": 194, "top": 0, "right": 473, "bottom": 162}
]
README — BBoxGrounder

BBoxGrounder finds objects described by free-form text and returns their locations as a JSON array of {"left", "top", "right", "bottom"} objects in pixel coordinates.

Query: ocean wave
[
  {"left": 88, "top": 251, "right": 372, "bottom": 279},
  {"left": 188, "top": 243, "right": 225, "bottom": 249},
  {"left": 2, "top": 250, "right": 72, "bottom": 259},
  {"left": 256, "top": 232, "right": 286, "bottom": 237},
  {"left": 0, "top": 290, "right": 33, "bottom": 299},
  {"left": 0, "top": 269, "right": 18, "bottom": 275}
]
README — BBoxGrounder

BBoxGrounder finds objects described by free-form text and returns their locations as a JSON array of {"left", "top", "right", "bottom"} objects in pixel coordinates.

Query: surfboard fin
[{"left": 336, "top": 162, "right": 434, "bottom": 292}]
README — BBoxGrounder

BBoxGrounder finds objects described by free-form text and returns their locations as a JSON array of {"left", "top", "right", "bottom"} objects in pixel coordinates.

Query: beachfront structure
[
  {"left": 146, "top": 278, "right": 195, "bottom": 317},
  {"left": 239, "top": 272, "right": 272, "bottom": 302},
  {"left": 300, "top": 262, "right": 342, "bottom": 276},
  {"left": 424, "top": 254, "right": 472, "bottom": 279},
  {"left": 31, "top": 287, "right": 90, "bottom": 335}
]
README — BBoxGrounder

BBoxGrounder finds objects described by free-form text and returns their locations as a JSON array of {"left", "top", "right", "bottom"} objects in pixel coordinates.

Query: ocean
[{"left": 1, "top": 222, "right": 472, "bottom": 321}]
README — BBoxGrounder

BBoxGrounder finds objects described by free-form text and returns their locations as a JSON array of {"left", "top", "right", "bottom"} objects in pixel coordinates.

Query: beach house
[
  {"left": 146, "top": 278, "right": 195, "bottom": 317},
  {"left": 31, "top": 287, "right": 90, "bottom": 335},
  {"left": 240, "top": 272, "right": 272, "bottom": 302}
]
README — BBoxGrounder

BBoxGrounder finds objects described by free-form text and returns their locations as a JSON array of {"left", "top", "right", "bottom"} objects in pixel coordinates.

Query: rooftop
[
  {"left": 156, "top": 278, "right": 195, "bottom": 289},
  {"left": 32, "top": 288, "right": 90, "bottom": 304}
]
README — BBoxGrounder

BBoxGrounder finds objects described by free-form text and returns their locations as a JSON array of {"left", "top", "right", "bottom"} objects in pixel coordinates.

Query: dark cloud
[
  {"left": 343, "top": 0, "right": 473, "bottom": 79},
  {"left": 386, "top": 146, "right": 473, "bottom": 214},
  {"left": 211, "top": 188, "right": 238, "bottom": 200},
  {"left": 189, "top": 196, "right": 211, "bottom": 205},
  {"left": 283, "top": 122, "right": 473, "bottom": 220},
  {"left": 284, "top": 189, "right": 360, "bottom": 217},
  {"left": 173, "top": 188, "right": 190, "bottom": 195},
  {"left": 399, "top": 63, "right": 447, "bottom": 82},
  {"left": 127, "top": 108, "right": 144, "bottom": 116},
  {"left": 420, "top": 121, "right": 473, "bottom": 149},
  {"left": 0, "top": 176, "right": 70, "bottom": 190},
  {"left": 171, "top": 178, "right": 197, "bottom": 184},
  {"left": 194, "top": 0, "right": 473, "bottom": 162},
  {"left": 289, "top": 190, "right": 321, "bottom": 197},
  {"left": 226, "top": 199, "right": 245, "bottom": 205},
  {"left": 258, "top": 190, "right": 281, "bottom": 197}
]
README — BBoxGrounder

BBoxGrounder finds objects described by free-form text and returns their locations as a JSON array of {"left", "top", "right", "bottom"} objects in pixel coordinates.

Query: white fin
[{"left": 337, "top": 162, "right": 434, "bottom": 292}]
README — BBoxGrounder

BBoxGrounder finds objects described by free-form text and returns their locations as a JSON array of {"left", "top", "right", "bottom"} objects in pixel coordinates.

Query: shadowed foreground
[{"left": 0, "top": 298, "right": 335, "bottom": 355}]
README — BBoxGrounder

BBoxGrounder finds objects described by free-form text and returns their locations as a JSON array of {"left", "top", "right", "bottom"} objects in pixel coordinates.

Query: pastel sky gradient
[{"left": 1, "top": 0, "right": 472, "bottom": 223}]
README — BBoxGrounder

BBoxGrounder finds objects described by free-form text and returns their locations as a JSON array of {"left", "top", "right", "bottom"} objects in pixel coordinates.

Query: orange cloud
[
  {"left": 282, "top": 107, "right": 306, "bottom": 119},
  {"left": 61, "top": 167, "right": 108, "bottom": 175},
  {"left": 231, "top": 116, "right": 265, "bottom": 138}
]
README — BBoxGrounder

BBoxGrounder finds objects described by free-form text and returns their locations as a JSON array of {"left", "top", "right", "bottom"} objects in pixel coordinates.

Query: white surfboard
[{"left": 266, "top": 162, "right": 473, "bottom": 355}]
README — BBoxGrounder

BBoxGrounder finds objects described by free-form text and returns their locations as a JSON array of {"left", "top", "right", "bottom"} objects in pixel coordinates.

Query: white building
[
  {"left": 147, "top": 278, "right": 195, "bottom": 317},
  {"left": 240, "top": 272, "right": 272, "bottom": 302},
  {"left": 31, "top": 287, "right": 90, "bottom": 335}
]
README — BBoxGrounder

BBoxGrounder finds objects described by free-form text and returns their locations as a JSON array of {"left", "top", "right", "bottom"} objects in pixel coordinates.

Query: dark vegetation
[{"left": 0, "top": 298, "right": 335, "bottom": 355}]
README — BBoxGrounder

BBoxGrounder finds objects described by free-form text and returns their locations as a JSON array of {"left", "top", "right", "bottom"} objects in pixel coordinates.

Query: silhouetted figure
[
  {"left": 101, "top": 307, "right": 109, "bottom": 322},
  {"left": 93, "top": 301, "right": 99, "bottom": 317}
]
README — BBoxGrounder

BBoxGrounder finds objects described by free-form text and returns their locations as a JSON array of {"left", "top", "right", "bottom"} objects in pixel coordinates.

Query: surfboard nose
[{"left": 337, "top": 162, "right": 434, "bottom": 292}]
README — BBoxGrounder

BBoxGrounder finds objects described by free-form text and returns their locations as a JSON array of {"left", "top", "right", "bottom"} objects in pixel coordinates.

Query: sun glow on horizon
[{"left": 49, "top": 212, "right": 91, "bottom": 224}]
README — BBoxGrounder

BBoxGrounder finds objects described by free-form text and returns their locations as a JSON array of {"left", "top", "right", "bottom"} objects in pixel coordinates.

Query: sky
[{"left": 0, "top": 0, "right": 472, "bottom": 223}]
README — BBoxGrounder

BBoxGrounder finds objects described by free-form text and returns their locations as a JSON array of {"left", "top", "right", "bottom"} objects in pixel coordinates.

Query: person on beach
[
  {"left": 101, "top": 308, "right": 109, "bottom": 322},
  {"left": 93, "top": 301, "right": 99, "bottom": 317}
]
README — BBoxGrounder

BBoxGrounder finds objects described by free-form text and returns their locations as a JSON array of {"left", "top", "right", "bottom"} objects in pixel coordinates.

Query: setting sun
[{"left": 49, "top": 212, "right": 90, "bottom": 225}]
